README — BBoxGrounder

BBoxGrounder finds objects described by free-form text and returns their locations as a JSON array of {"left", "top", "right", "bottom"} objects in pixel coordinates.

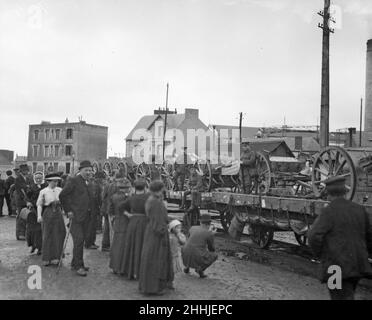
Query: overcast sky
[{"left": 0, "top": 0, "right": 372, "bottom": 156}]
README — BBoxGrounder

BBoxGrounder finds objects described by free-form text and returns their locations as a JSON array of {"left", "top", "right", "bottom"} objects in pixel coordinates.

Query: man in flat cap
[
  {"left": 308, "top": 176, "right": 372, "bottom": 300},
  {"left": 60, "top": 160, "right": 94, "bottom": 276}
]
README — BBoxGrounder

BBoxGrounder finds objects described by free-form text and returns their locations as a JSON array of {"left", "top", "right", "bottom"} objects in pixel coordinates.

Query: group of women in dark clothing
[{"left": 105, "top": 175, "right": 218, "bottom": 295}]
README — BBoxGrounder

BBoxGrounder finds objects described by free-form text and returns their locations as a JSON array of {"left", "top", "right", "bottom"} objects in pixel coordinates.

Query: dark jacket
[
  {"left": 308, "top": 197, "right": 372, "bottom": 282},
  {"left": 5, "top": 176, "right": 15, "bottom": 193},
  {"left": 14, "top": 174, "right": 33, "bottom": 209},
  {"left": 59, "top": 175, "right": 93, "bottom": 223},
  {"left": 0, "top": 179, "right": 6, "bottom": 196},
  {"left": 28, "top": 182, "right": 48, "bottom": 207}
]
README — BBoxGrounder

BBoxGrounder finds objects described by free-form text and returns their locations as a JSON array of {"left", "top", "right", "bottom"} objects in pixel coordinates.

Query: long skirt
[
  {"left": 182, "top": 245, "right": 218, "bottom": 271},
  {"left": 139, "top": 227, "right": 174, "bottom": 294},
  {"left": 109, "top": 215, "right": 129, "bottom": 273},
  {"left": 41, "top": 207, "right": 66, "bottom": 262},
  {"left": 26, "top": 209, "right": 42, "bottom": 251},
  {"left": 120, "top": 215, "right": 147, "bottom": 279}
]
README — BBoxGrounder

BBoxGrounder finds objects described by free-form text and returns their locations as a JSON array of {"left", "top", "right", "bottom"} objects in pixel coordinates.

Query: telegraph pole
[
  {"left": 318, "top": 0, "right": 335, "bottom": 148},
  {"left": 239, "top": 112, "right": 243, "bottom": 144},
  {"left": 162, "top": 83, "right": 169, "bottom": 162}
]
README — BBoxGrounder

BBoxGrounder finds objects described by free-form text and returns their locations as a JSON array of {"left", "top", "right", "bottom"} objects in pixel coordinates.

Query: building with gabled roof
[{"left": 125, "top": 108, "right": 209, "bottom": 160}]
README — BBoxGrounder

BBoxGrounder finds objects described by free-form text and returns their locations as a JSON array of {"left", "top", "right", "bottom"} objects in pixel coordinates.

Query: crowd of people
[{"left": 0, "top": 160, "right": 218, "bottom": 296}]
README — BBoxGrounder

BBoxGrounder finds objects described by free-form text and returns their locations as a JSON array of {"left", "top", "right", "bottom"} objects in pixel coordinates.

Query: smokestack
[{"left": 364, "top": 39, "right": 372, "bottom": 132}]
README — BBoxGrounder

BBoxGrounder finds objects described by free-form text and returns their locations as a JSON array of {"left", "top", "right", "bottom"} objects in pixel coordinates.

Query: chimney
[
  {"left": 184, "top": 108, "right": 199, "bottom": 120},
  {"left": 364, "top": 39, "right": 372, "bottom": 132},
  {"left": 294, "top": 136, "right": 303, "bottom": 150}
]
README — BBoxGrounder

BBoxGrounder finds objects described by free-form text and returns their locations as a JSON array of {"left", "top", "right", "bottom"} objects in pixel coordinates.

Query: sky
[{"left": 0, "top": 0, "right": 372, "bottom": 156}]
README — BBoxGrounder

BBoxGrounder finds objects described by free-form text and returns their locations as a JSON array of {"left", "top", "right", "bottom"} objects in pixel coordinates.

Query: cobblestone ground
[{"left": 0, "top": 213, "right": 371, "bottom": 300}]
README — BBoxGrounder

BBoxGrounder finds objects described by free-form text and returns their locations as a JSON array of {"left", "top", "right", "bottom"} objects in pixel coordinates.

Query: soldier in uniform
[
  {"left": 239, "top": 144, "right": 257, "bottom": 194},
  {"left": 308, "top": 176, "right": 372, "bottom": 300}
]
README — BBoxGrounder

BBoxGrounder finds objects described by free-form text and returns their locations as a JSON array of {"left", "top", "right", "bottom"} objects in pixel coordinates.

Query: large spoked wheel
[
  {"left": 195, "top": 160, "right": 212, "bottom": 191},
  {"left": 294, "top": 233, "right": 308, "bottom": 247},
  {"left": 136, "top": 163, "right": 152, "bottom": 187},
  {"left": 161, "top": 161, "right": 175, "bottom": 190},
  {"left": 239, "top": 151, "right": 272, "bottom": 194},
  {"left": 92, "top": 162, "right": 99, "bottom": 175},
  {"left": 251, "top": 225, "right": 274, "bottom": 249},
  {"left": 103, "top": 162, "right": 112, "bottom": 177},
  {"left": 220, "top": 205, "right": 236, "bottom": 232},
  {"left": 312, "top": 146, "right": 357, "bottom": 200},
  {"left": 117, "top": 161, "right": 128, "bottom": 179}
]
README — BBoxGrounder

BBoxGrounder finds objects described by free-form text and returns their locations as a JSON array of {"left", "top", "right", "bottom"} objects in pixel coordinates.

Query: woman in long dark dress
[
  {"left": 139, "top": 181, "right": 174, "bottom": 295},
  {"left": 108, "top": 178, "right": 132, "bottom": 274},
  {"left": 36, "top": 173, "right": 66, "bottom": 266},
  {"left": 26, "top": 172, "right": 47, "bottom": 255},
  {"left": 119, "top": 179, "right": 149, "bottom": 279}
]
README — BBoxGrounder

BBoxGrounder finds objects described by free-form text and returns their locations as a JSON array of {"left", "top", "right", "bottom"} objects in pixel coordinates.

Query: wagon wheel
[
  {"left": 294, "top": 233, "right": 308, "bottom": 247},
  {"left": 250, "top": 225, "right": 274, "bottom": 249},
  {"left": 92, "top": 162, "right": 99, "bottom": 175},
  {"left": 117, "top": 161, "right": 128, "bottom": 179},
  {"left": 312, "top": 146, "right": 357, "bottom": 200},
  {"left": 136, "top": 162, "right": 152, "bottom": 187},
  {"left": 238, "top": 151, "right": 272, "bottom": 194},
  {"left": 220, "top": 205, "right": 236, "bottom": 232},
  {"left": 103, "top": 162, "right": 112, "bottom": 177},
  {"left": 195, "top": 160, "right": 212, "bottom": 192},
  {"left": 161, "top": 162, "right": 175, "bottom": 191}
]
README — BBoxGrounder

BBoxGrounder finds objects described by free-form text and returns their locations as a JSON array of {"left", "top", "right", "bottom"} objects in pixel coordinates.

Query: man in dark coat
[
  {"left": 84, "top": 175, "right": 103, "bottom": 249},
  {"left": 5, "top": 170, "right": 15, "bottom": 216},
  {"left": 308, "top": 176, "right": 372, "bottom": 300},
  {"left": 14, "top": 164, "right": 33, "bottom": 240},
  {"left": 59, "top": 160, "right": 94, "bottom": 277},
  {"left": 0, "top": 174, "right": 6, "bottom": 217}
]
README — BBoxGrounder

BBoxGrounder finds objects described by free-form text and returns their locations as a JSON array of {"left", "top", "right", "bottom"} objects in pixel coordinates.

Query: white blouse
[{"left": 36, "top": 186, "right": 62, "bottom": 216}]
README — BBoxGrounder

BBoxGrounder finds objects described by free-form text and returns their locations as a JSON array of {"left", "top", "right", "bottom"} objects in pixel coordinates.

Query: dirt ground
[{"left": 0, "top": 214, "right": 371, "bottom": 300}]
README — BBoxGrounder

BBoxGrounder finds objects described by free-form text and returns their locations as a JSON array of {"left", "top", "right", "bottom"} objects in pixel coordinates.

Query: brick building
[{"left": 27, "top": 119, "right": 108, "bottom": 174}]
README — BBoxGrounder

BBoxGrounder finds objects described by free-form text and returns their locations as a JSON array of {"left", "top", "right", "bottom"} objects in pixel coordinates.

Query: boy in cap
[{"left": 309, "top": 176, "right": 372, "bottom": 300}]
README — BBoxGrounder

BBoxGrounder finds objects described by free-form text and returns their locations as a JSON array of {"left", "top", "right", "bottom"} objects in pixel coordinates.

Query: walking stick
[
  {"left": 108, "top": 215, "right": 114, "bottom": 245},
  {"left": 56, "top": 218, "right": 72, "bottom": 274}
]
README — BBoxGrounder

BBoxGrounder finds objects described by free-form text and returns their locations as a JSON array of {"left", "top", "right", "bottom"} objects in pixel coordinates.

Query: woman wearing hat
[
  {"left": 108, "top": 178, "right": 132, "bottom": 274},
  {"left": 25, "top": 172, "right": 47, "bottom": 255},
  {"left": 36, "top": 173, "right": 66, "bottom": 266},
  {"left": 119, "top": 179, "right": 150, "bottom": 279},
  {"left": 139, "top": 180, "right": 174, "bottom": 295},
  {"left": 182, "top": 214, "right": 218, "bottom": 278}
]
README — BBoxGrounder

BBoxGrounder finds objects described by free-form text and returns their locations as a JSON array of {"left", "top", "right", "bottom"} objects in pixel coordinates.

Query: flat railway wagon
[{"left": 165, "top": 145, "right": 372, "bottom": 250}]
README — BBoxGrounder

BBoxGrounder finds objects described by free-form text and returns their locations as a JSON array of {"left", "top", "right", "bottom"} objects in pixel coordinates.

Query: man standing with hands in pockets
[{"left": 60, "top": 160, "right": 94, "bottom": 277}]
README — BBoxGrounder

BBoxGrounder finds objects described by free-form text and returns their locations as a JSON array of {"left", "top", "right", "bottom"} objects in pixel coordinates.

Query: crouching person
[{"left": 182, "top": 214, "right": 218, "bottom": 278}]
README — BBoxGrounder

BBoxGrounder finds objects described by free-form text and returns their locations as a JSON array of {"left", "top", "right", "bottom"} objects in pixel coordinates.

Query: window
[
  {"left": 32, "top": 162, "right": 37, "bottom": 173},
  {"left": 65, "top": 145, "right": 72, "bottom": 156},
  {"left": 50, "top": 145, "right": 54, "bottom": 157},
  {"left": 158, "top": 125, "right": 163, "bottom": 137},
  {"left": 53, "top": 162, "right": 58, "bottom": 172},
  {"left": 45, "top": 129, "right": 50, "bottom": 140},
  {"left": 34, "top": 130, "right": 39, "bottom": 140},
  {"left": 66, "top": 162, "right": 71, "bottom": 174},
  {"left": 44, "top": 162, "right": 48, "bottom": 172},
  {"left": 55, "top": 145, "right": 60, "bottom": 157},
  {"left": 44, "top": 145, "right": 49, "bottom": 157},
  {"left": 33, "top": 145, "right": 38, "bottom": 157},
  {"left": 66, "top": 128, "right": 73, "bottom": 139},
  {"left": 55, "top": 129, "right": 60, "bottom": 140}
]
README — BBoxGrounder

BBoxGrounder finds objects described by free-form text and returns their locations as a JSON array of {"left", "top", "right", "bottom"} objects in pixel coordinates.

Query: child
[{"left": 169, "top": 219, "right": 186, "bottom": 274}]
